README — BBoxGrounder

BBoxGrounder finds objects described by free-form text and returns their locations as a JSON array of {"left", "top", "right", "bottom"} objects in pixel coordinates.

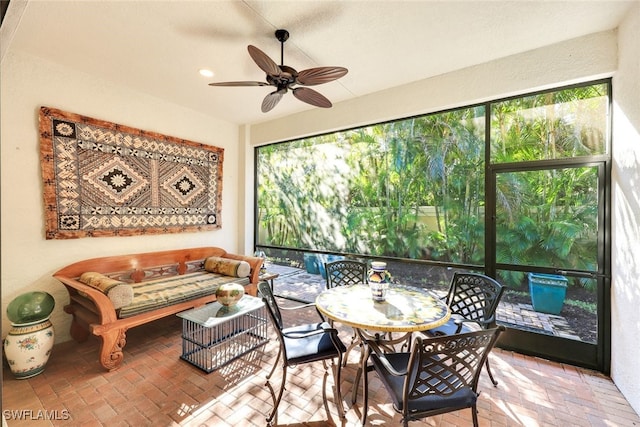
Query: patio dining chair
[
  {"left": 423, "top": 272, "right": 505, "bottom": 386},
  {"left": 257, "top": 281, "right": 346, "bottom": 426},
  {"left": 325, "top": 259, "right": 367, "bottom": 366},
  {"left": 325, "top": 259, "right": 367, "bottom": 289},
  {"left": 362, "top": 326, "right": 504, "bottom": 426}
]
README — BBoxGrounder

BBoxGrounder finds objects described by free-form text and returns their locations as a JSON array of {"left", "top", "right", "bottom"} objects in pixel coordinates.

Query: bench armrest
[{"left": 54, "top": 274, "right": 119, "bottom": 324}]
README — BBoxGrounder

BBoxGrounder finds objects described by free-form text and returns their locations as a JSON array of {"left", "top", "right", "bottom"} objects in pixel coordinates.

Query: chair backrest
[
  {"left": 445, "top": 272, "right": 505, "bottom": 324},
  {"left": 325, "top": 259, "right": 367, "bottom": 289},
  {"left": 258, "top": 281, "right": 284, "bottom": 331},
  {"left": 406, "top": 327, "right": 504, "bottom": 401}
]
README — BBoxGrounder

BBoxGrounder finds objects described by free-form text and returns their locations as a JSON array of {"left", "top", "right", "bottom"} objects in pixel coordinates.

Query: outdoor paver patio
[{"left": 267, "top": 263, "right": 581, "bottom": 339}]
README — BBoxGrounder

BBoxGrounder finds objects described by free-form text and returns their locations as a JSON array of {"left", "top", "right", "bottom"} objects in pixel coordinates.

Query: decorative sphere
[
  {"left": 7, "top": 292, "right": 55, "bottom": 324},
  {"left": 215, "top": 283, "right": 245, "bottom": 307}
]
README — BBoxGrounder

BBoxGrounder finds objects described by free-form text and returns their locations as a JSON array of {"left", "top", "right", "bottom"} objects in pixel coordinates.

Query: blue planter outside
[
  {"left": 528, "top": 273, "right": 568, "bottom": 315},
  {"left": 303, "top": 253, "right": 320, "bottom": 274},
  {"left": 318, "top": 254, "right": 345, "bottom": 279}
]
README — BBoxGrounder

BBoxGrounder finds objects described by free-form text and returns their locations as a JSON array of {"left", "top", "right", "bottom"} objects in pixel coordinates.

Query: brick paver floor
[{"left": 3, "top": 272, "right": 638, "bottom": 426}]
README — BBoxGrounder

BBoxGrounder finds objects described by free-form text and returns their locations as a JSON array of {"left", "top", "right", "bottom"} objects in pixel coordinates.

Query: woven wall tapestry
[{"left": 39, "top": 107, "right": 224, "bottom": 239}]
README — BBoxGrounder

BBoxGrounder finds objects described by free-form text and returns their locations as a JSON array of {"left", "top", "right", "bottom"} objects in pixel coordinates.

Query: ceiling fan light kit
[{"left": 209, "top": 29, "right": 348, "bottom": 113}]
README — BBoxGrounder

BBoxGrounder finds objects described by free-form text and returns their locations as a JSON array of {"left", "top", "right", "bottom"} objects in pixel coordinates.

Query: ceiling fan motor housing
[{"left": 267, "top": 65, "right": 297, "bottom": 87}]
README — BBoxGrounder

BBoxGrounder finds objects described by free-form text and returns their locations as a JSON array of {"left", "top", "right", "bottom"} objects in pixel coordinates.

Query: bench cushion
[
  {"left": 204, "top": 256, "right": 250, "bottom": 277},
  {"left": 79, "top": 272, "right": 134, "bottom": 309},
  {"left": 118, "top": 271, "right": 250, "bottom": 318}
]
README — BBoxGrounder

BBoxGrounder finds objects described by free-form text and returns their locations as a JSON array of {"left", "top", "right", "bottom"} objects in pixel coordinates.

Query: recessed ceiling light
[{"left": 199, "top": 69, "right": 214, "bottom": 78}]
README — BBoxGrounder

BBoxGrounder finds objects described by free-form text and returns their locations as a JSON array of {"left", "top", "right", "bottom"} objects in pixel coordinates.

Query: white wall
[
  {"left": 0, "top": 51, "right": 241, "bottom": 343},
  {"left": 611, "top": 2, "right": 640, "bottom": 415}
]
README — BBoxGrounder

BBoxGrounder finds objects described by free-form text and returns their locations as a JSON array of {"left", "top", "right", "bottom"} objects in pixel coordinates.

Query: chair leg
[
  {"left": 471, "top": 404, "right": 479, "bottom": 427},
  {"left": 360, "top": 363, "right": 368, "bottom": 425},
  {"left": 485, "top": 357, "right": 498, "bottom": 387},
  {"left": 321, "top": 367, "right": 331, "bottom": 418},
  {"left": 359, "top": 344, "right": 371, "bottom": 426},
  {"left": 265, "top": 365, "right": 287, "bottom": 425},
  {"left": 266, "top": 345, "right": 282, "bottom": 380},
  {"left": 332, "top": 355, "right": 345, "bottom": 418},
  {"left": 320, "top": 357, "right": 346, "bottom": 420}
]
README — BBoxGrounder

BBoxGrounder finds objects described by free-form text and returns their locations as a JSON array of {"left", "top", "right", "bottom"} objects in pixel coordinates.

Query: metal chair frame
[
  {"left": 363, "top": 327, "right": 504, "bottom": 426},
  {"left": 325, "top": 259, "right": 367, "bottom": 289},
  {"left": 324, "top": 259, "right": 367, "bottom": 366},
  {"left": 258, "top": 281, "right": 346, "bottom": 426},
  {"left": 425, "top": 272, "right": 505, "bottom": 386}
]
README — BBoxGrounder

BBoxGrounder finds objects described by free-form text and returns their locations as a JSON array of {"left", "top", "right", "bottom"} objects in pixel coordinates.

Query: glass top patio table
[{"left": 315, "top": 284, "right": 450, "bottom": 333}]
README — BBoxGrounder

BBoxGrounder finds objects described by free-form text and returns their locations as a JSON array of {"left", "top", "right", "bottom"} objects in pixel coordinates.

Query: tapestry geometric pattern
[{"left": 39, "top": 107, "right": 224, "bottom": 239}]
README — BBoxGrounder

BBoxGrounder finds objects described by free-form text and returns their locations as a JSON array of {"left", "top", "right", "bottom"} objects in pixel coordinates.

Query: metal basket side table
[{"left": 177, "top": 295, "right": 269, "bottom": 373}]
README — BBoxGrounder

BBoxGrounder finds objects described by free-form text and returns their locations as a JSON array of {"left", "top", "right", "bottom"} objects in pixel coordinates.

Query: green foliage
[
  {"left": 491, "top": 84, "right": 608, "bottom": 162},
  {"left": 565, "top": 299, "right": 597, "bottom": 313},
  {"left": 495, "top": 165, "right": 600, "bottom": 291},
  {"left": 256, "top": 107, "right": 486, "bottom": 263},
  {"left": 256, "top": 83, "right": 607, "bottom": 292}
]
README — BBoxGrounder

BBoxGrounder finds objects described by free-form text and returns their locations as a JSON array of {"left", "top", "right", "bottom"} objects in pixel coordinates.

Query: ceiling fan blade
[
  {"left": 208, "top": 81, "right": 270, "bottom": 87},
  {"left": 293, "top": 87, "right": 332, "bottom": 108},
  {"left": 297, "top": 67, "right": 348, "bottom": 86},
  {"left": 248, "top": 45, "right": 281, "bottom": 77},
  {"left": 261, "top": 90, "right": 286, "bottom": 113}
]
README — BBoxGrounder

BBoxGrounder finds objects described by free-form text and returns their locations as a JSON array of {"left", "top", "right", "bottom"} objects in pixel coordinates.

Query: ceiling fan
[{"left": 209, "top": 29, "right": 348, "bottom": 113}]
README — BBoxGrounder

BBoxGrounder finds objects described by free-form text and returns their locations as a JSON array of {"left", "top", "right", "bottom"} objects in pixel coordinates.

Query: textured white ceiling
[{"left": 3, "top": 0, "right": 635, "bottom": 125}]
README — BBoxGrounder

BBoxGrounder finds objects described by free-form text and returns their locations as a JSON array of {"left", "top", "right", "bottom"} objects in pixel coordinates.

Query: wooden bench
[{"left": 53, "top": 247, "right": 263, "bottom": 371}]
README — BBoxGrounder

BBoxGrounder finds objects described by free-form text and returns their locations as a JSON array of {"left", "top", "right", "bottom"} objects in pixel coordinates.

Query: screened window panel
[
  {"left": 256, "top": 106, "right": 486, "bottom": 264},
  {"left": 490, "top": 84, "right": 609, "bottom": 163}
]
